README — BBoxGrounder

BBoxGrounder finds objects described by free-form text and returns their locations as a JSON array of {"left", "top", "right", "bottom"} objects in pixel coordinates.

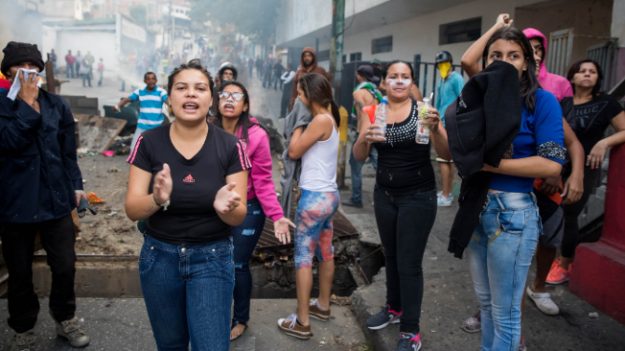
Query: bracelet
[{"left": 152, "top": 194, "right": 170, "bottom": 211}]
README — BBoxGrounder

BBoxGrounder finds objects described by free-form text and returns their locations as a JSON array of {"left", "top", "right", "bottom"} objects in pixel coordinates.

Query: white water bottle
[
  {"left": 416, "top": 97, "right": 431, "bottom": 144},
  {"left": 375, "top": 97, "right": 388, "bottom": 140}
]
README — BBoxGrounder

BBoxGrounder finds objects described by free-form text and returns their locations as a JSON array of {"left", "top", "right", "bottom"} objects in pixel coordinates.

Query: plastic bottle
[
  {"left": 416, "top": 96, "right": 431, "bottom": 144},
  {"left": 375, "top": 97, "right": 388, "bottom": 140}
]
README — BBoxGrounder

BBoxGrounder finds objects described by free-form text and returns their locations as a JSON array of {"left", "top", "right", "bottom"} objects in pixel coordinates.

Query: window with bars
[
  {"left": 371, "top": 36, "right": 393, "bottom": 54},
  {"left": 439, "top": 17, "right": 482, "bottom": 45},
  {"left": 547, "top": 28, "right": 574, "bottom": 77}
]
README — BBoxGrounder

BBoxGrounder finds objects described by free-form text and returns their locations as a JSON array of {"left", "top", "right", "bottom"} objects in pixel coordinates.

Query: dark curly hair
[
  {"left": 166, "top": 59, "right": 214, "bottom": 97},
  {"left": 297, "top": 73, "right": 340, "bottom": 126},
  {"left": 566, "top": 59, "right": 604, "bottom": 96},
  {"left": 482, "top": 27, "right": 540, "bottom": 112},
  {"left": 215, "top": 81, "right": 262, "bottom": 142}
]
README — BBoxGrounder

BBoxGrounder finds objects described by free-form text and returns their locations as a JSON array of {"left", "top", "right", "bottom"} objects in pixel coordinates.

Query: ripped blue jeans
[
  {"left": 231, "top": 198, "right": 266, "bottom": 325},
  {"left": 467, "top": 191, "right": 540, "bottom": 351}
]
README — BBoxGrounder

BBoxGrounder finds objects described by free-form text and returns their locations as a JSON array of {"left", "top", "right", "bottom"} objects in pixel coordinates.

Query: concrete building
[{"left": 276, "top": 0, "right": 625, "bottom": 93}]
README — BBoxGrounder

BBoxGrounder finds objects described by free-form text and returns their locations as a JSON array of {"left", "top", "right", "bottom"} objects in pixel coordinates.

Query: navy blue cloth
[
  {"left": 490, "top": 89, "right": 566, "bottom": 192},
  {"left": 0, "top": 90, "right": 83, "bottom": 223}
]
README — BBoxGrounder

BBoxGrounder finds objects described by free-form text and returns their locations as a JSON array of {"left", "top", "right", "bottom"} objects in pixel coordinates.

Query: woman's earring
[{"left": 168, "top": 105, "right": 174, "bottom": 116}]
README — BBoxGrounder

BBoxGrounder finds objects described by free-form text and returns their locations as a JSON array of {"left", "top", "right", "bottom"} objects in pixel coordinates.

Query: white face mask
[{"left": 386, "top": 78, "right": 411, "bottom": 89}]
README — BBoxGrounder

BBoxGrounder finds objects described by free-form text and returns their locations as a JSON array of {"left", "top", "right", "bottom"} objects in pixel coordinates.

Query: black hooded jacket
[
  {"left": 445, "top": 61, "right": 522, "bottom": 258},
  {"left": 0, "top": 90, "right": 83, "bottom": 223}
]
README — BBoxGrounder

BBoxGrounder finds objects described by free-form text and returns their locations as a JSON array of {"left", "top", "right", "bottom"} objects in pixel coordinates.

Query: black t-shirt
[
  {"left": 374, "top": 100, "right": 435, "bottom": 194},
  {"left": 562, "top": 95, "right": 624, "bottom": 155},
  {"left": 129, "top": 124, "right": 249, "bottom": 244}
]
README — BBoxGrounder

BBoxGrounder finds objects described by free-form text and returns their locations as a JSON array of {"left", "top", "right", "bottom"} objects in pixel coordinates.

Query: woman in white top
[{"left": 277, "top": 73, "right": 340, "bottom": 340}]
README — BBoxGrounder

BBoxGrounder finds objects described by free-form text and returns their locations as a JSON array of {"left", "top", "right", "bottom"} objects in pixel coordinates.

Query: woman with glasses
[{"left": 215, "top": 81, "right": 295, "bottom": 341}]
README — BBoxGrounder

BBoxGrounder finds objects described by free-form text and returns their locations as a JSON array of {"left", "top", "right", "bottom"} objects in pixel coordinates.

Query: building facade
[{"left": 276, "top": 0, "right": 624, "bottom": 92}]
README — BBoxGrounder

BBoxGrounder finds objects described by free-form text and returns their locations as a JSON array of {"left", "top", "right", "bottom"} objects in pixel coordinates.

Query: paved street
[{"left": 1, "top": 73, "right": 624, "bottom": 351}]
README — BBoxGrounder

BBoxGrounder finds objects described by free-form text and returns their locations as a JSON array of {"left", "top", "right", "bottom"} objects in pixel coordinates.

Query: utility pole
[{"left": 329, "top": 0, "right": 347, "bottom": 188}]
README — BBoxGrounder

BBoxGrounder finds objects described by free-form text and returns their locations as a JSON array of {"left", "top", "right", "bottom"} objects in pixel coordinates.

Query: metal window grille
[
  {"left": 587, "top": 39, "right": 618, "bottom": 92},
  {"left": 547, "top": 28, "right": 574, "bottom": 76}
]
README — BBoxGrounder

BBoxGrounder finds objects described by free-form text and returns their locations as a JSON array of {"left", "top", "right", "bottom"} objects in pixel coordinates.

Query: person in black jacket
[{"left": 0, "top": 41, "right": 90, "bottom": 350}]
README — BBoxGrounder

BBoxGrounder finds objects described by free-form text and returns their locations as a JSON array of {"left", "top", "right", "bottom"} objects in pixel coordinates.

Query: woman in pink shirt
[
  {"left": 215, "top": 81, "right": 294, "bottom": 341},
  {"left": 522, "top": 27, "right": 573, "bottom": 102}
]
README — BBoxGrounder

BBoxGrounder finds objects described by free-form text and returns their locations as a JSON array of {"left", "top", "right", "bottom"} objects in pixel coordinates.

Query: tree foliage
[{"left": 190, "top": 0, "right": 281, "bottom": 43}]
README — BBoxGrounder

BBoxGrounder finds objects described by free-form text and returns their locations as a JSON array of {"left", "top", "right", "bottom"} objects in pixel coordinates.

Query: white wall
[
  {"left": 276, "top": 0, "right": 389, "bottom": 44},
  {"left": 55, "top": 31, "right": 118, "bottom": 72},
  {"left": 339, "top": 0, "right": 539, "bottom": 65}
]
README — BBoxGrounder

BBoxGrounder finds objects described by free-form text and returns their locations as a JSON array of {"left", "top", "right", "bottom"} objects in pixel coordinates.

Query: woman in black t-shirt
[
  {"left": 352, "top": 61, "right": 450, "bottom": 350},
  {"left": 125, "top": 61, "right": 249, "bottom": 351},
  {"left": 546, "top": 59, "right": 625, "bottom": 285}
]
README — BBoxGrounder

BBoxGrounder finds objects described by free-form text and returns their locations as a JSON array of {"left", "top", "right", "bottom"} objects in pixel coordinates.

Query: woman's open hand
[
  {"left": 273, "top": 217, "right": 296, "bottom": 244},
  {"left": 214, "top": 183, "right": 242, "bottom": 215},
  {"left": 153, "top": 163, "right": 173, "bottom": 206}
]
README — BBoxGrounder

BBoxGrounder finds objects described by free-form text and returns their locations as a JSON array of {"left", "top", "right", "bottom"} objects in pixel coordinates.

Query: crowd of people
[
  {"left": 60, "top": 49, "right": 103, "bottom": 87},
  {"left": 1, "top": 10, "right": 624, "bottom": 351}
]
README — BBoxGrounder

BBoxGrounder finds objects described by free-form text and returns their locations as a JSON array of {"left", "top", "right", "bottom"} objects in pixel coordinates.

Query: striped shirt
[{"left": 128, "top": 86, "right": 168, "bottom": 130}]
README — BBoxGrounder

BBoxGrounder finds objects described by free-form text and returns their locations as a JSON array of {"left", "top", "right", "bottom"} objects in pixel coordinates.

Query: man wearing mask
[
  {"left": 0, "top": 41, "right": 90, "bottom": 350},
  {"left": 434, "top": 51, "right": 464, "bottom": 207},
  {"left": 288, "top": 47, "right": 331, "bottom": 110}
]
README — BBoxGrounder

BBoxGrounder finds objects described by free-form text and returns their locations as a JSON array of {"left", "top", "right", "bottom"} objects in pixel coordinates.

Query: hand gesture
[
  {"left": 540, "top": 176, "right": 562, "bottom": 195},
  {"left": 153, "top": 163, "right": 173, "bottom": 206},
  {"left": 273, "top": 217, "right": 296, "bottom": 244},
  {"left": 562, "top": 174, "right": 584, "bottom": 204},
  {"left": 496, "top": 13, "right": 513, "bottom": 28},
  {"left": 214, "top": 183, "right": 242, "bottom": 215},
  {"left": 18, "top": 70, "right": 40, "bottom": 111},
  {"left": 586, "top": 140, "right": 608, "bottom": 169},
  {"left": 366, "top": 124, "right": 386, "bottom": 143},
  {"left": 75, "top": 190, "right": 87, "bottom": 207}
]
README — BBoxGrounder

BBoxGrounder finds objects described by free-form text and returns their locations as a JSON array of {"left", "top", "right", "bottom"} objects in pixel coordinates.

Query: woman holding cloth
[{"left": 459, "top": 27, "right": 566, "bottom": 350}]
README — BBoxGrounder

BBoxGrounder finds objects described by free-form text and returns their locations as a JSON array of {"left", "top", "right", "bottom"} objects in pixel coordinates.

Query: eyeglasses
[{"left": 219, "top": 91, "right": 245, "bottom": 102}]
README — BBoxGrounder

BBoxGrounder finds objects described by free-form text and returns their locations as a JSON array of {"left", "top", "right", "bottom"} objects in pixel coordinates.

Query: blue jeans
[
  {"left": 467, "top": 192, "right": 540, "bottom": 351},
  {"left": 348, "top": 142, "right": 377, "bottom": 204},
  {"left": 232, "top": 199, "right": 266, "bottom": 325},
  {"left": 139, "top": 235, "right": 234, "bottom": 351}
]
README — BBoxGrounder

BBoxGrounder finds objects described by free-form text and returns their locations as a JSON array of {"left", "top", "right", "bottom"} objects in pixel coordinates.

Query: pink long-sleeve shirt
[
  {"left": 237, "top": 121, "right": 284, "bottom": 222},
  {"left": 523, "top": 28, "right": 573, "bottom": 102}
]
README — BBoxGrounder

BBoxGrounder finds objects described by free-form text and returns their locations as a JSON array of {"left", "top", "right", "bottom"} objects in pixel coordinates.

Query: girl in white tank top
[{"left": 277, "top": 73, "right": 341, "bottom": 340}]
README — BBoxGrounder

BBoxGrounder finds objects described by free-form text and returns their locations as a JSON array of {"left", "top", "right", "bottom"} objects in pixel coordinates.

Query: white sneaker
[
  {"left": 437, "top": 194, "right": 453, "bottom": 207},
  {"left": 11, "top": 329, "right": 36, "bottom": 351},
  {"left": 526, "top": 287, "right": 559, "bottom": 315}
]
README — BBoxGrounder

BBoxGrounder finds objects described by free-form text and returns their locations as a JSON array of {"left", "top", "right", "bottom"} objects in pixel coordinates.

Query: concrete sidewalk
[
  {"left": 0, "top": 298, "right": 368, "bottom": 351},
  {"left": 340, "top": 164, "right": 625, "bottom": 351}
]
